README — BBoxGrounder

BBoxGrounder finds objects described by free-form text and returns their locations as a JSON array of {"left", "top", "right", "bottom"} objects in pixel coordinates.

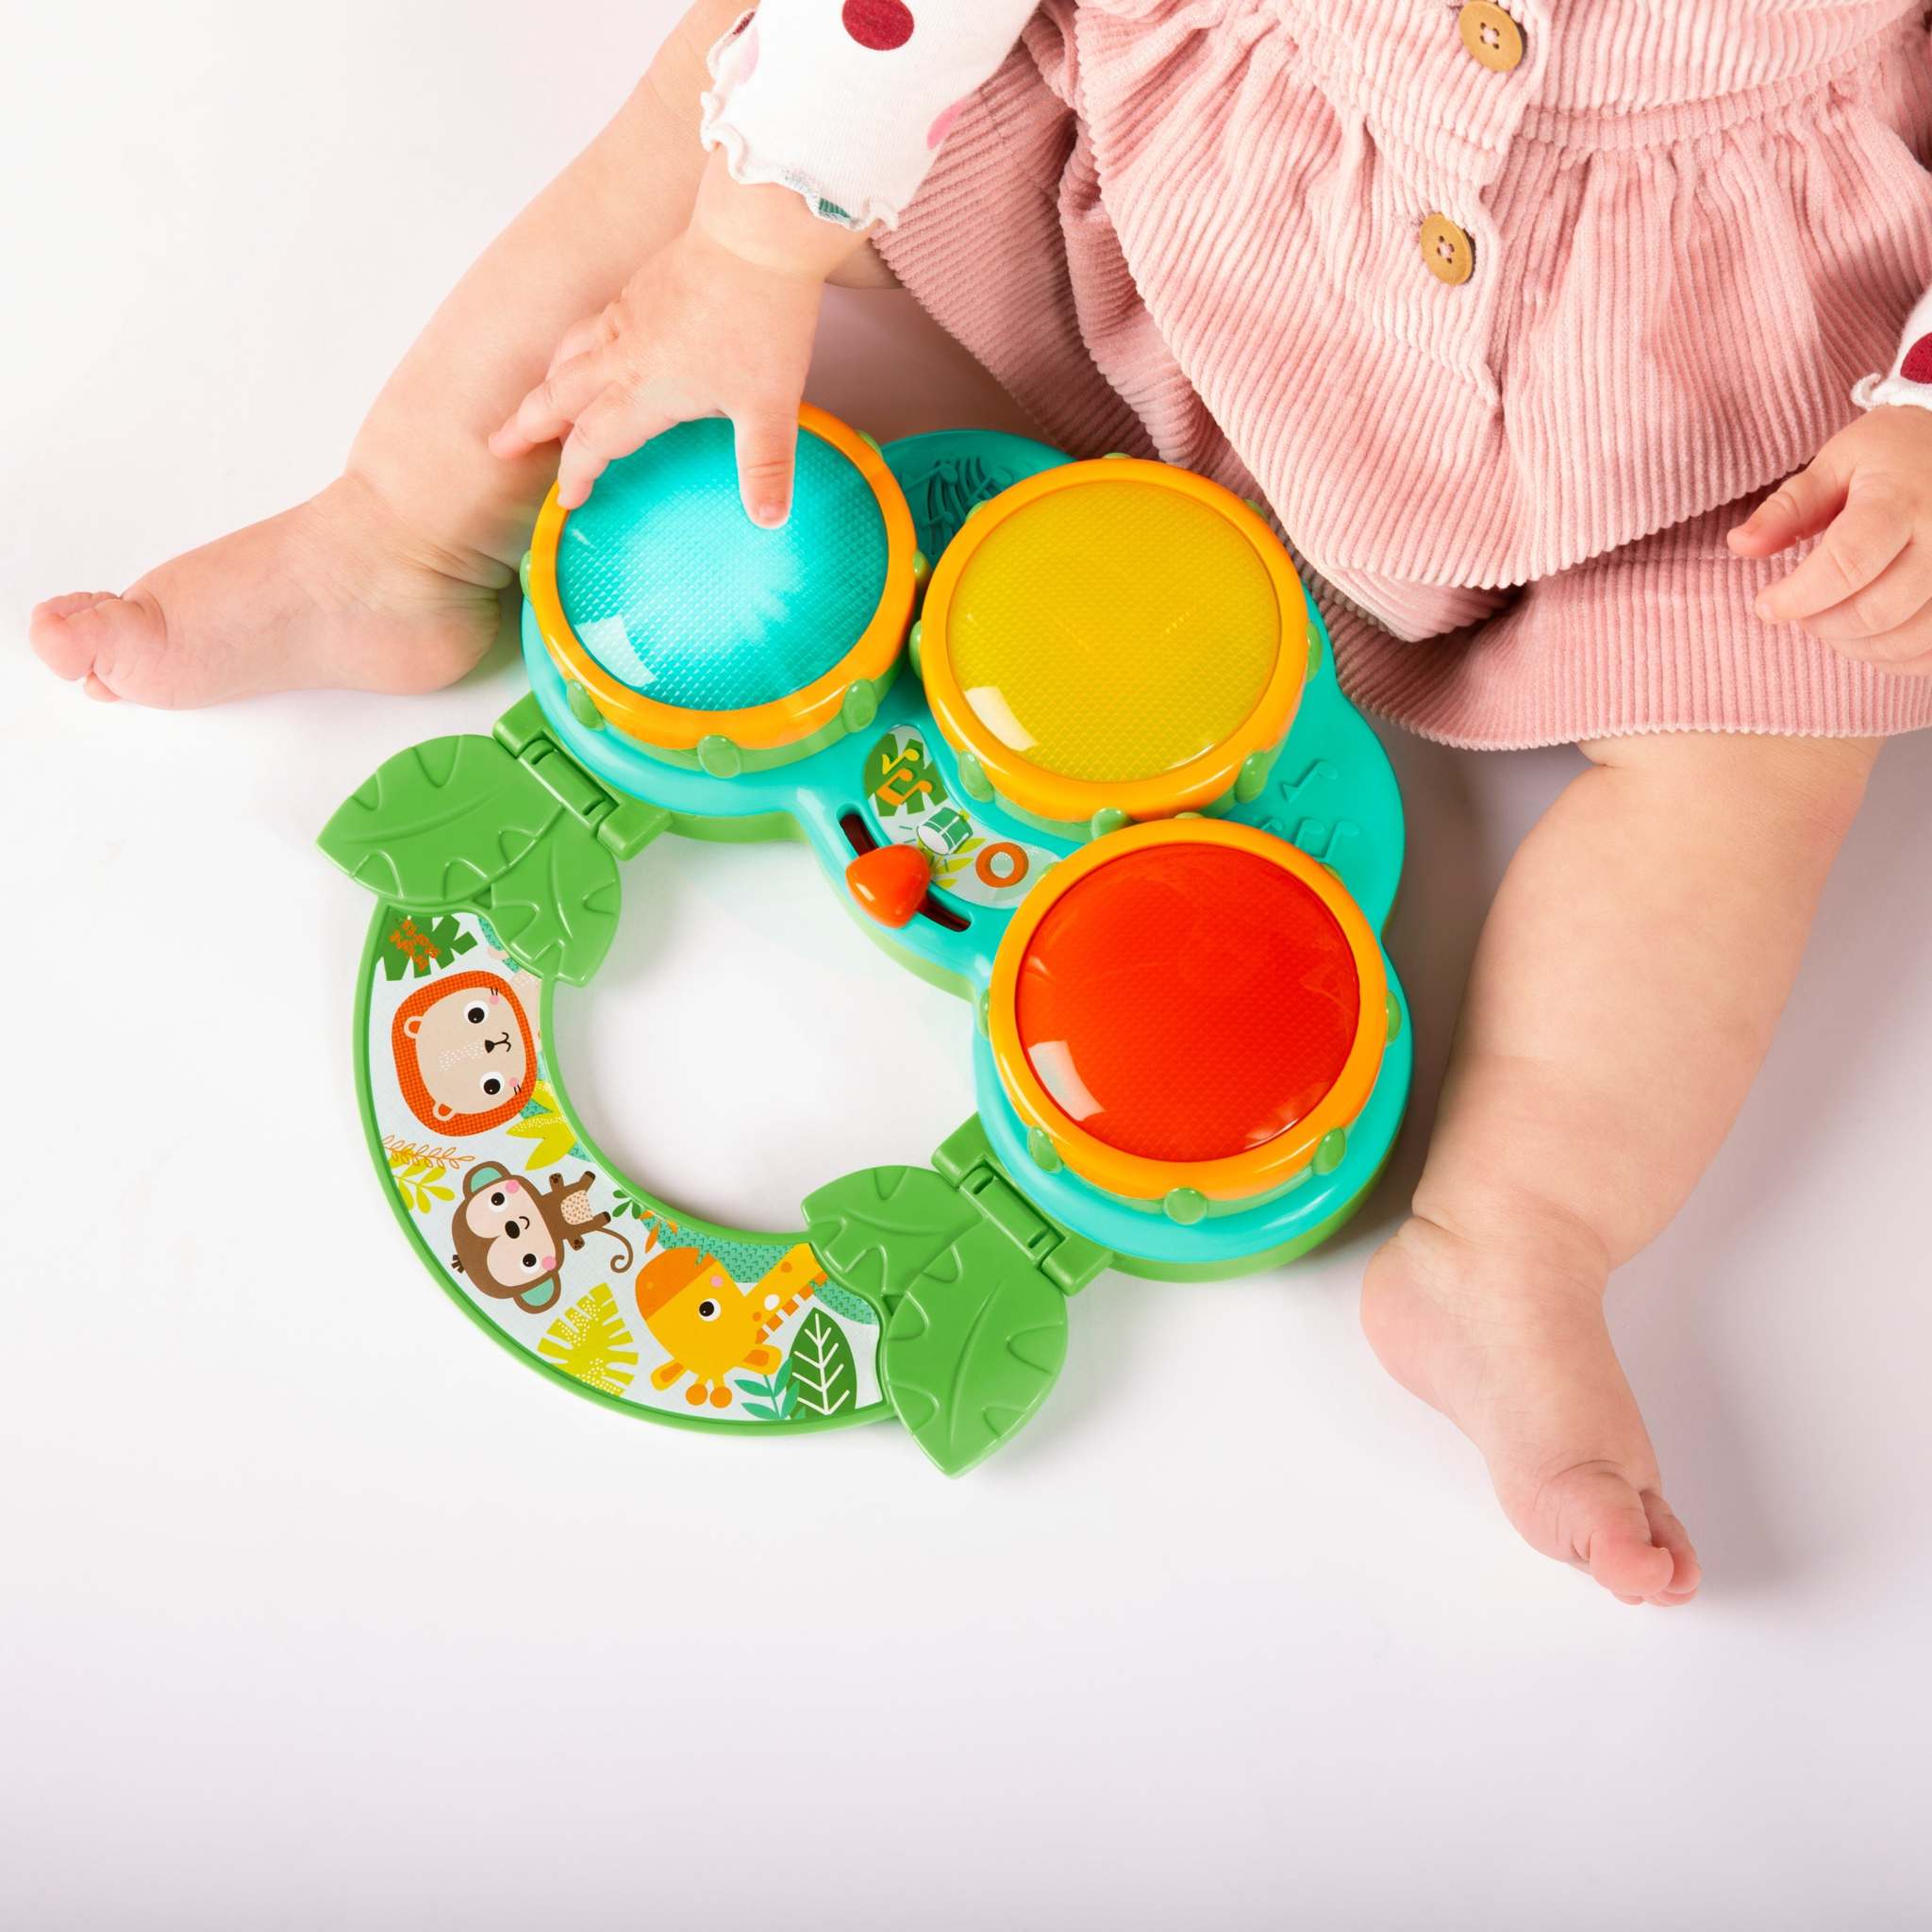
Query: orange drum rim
[
  {"left": 527, "top": 403, "right": 919, "bottom": 752},
  {"left": 987, "top": 821, "right": 1388, "bottom": 1204},
  {"left": 919, "top": 459, "right": 1309, "bottom": 824}
]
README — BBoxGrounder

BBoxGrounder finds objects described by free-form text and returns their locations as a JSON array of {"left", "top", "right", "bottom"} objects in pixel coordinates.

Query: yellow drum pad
[{"left": 918, "top": 460, "right": 1308, "bottom": 824}]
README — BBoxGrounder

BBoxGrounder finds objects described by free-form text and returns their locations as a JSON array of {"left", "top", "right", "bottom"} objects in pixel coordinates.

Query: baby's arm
[
  {"left": 491, "top": 1, "right": 1038, "bottom": 523},
  {"left": 1729, "top": 291, "right": 1932, "bottom": 679}
]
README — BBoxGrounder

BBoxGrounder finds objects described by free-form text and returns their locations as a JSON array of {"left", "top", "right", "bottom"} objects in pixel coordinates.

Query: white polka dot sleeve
[
  {"left": 1854, "top": 284, "right": 1932, "bottom": 414},
  {"left": 700, "top": 3, "right": 1039, "bottom": 231}
]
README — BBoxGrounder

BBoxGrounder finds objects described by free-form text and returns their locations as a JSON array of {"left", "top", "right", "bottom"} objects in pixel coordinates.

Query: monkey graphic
[
  {"left": 448, "top": 1166, "right": 635, "bottom": 1313},
  {"left": 391, "top": 970, "right": 539, "bottom": 1136}
]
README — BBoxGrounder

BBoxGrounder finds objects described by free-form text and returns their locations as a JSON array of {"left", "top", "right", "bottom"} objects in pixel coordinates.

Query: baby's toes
[
  {"left": 29, "top": 591, "right": 117, "bottom": 681},
  {"left": 1532, "top": 1462, "right": 1695, "bottom": 1606},
  {"left": 1641, "top": 1491, "right": 1702, "bottom": 1605},
  {"left": 29, "top": 590, "right": 163, "bottom": 697}
]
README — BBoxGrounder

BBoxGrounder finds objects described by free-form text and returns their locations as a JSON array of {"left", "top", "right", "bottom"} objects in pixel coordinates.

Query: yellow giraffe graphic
[{"left": 635, "top": 1243, "right": 827, "bottom": 1409}]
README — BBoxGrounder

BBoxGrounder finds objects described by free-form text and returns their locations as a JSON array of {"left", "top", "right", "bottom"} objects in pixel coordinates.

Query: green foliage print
[
  {"left": 608, "top": 1186, "right": 656, "bottom": 1223},
  {"left": 861, "top": 729, "right": 948, "bottom": 820},
  {"left": 788, "top": 1308, "right": 858, "bottom": 1418},
  {"left": 735, "top": 1353, "right": 799, "bottom": 1424},
  {"left": 381, "top": 912, "right": 478, "bottom": 981}
]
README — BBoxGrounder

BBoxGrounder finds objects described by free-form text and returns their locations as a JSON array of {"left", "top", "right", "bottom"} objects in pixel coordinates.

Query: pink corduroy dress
[{"left": 860, "top": 1, "right": 1932, "bottom": 745}]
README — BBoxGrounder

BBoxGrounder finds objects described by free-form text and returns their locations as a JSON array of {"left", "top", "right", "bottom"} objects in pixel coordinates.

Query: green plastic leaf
[
  {"left": 788, "top": 1308, "right": 857, "bottom": 1419},
  {"left": 322, "top": 733, "right": 627, "bottom": 986},
  {"left": 319, "top": 736, "right": 562, "bottom": 907},
  {"left": 802, "top": 1166, "right": 979, "bottom": 1319},
  {"left": 484, "top": 827, "right": 623, "bottom": 986},
  {"left": 741, "top": 1401, "right": 779, "bottom": 1421},
  {"left": 882, "top": 1225, "right": 1070, "bottom": 1477}
]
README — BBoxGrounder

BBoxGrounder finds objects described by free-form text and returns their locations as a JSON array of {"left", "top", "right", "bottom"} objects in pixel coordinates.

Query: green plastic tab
[
  {"left": 841, "top": 680, "right": 879, "bottom": 733},
  {"left": 698, "top": 735, "right": 744, "bottom": 779},
  {"left": 1163, "top": 1188, "right": 1208, "bottom": 1226},
  {"left": 956, "top": 751, "right": 993, "bottom": 803}
]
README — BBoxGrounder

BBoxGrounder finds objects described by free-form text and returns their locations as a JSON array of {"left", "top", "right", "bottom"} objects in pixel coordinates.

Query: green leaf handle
[
  {"left": 320, "top": 732, "right": 625, "bottom": 985},
  {"left": 318, "top": 735, "right": 560, "bottom": 907},
  {"left": 483, "top": 830, "right": 623, "bottom": 986},
  {"left": 801, "top": 1165, "right": 979, "bottom": 1318},
  {"left": 882, "top": 1235, "right": 1070, "bottom": 1477}
]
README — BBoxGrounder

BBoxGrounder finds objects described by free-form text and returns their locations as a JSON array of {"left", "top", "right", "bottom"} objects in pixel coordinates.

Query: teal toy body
[{"left": 324, "top": 416, "right": 1410, "bottom": 1474}]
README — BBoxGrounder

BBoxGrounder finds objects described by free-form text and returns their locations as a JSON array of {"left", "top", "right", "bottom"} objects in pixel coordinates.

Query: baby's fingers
[
  {"left": 1802, "top": 539, "right": 1932, "bottom": 652},
  {"left": 557, "top": 385, "right": 679, "bottom": 510},
  {"left": 1755, "top": 481, "right": 1912, "bottom": 625},
  {"left": 547, "top": 311, "right": 617, "bottom": 379},
  {"left": 489, "top": 349, "right": 612, "bottom": 460},
  {"left": 1729, "top": 455, "right": 1848, "bottom": 558}
]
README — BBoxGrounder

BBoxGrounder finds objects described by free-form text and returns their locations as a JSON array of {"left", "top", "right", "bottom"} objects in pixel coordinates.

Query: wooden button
[
  {"left": 1457, "top": 2, "right": 1524, "bottom": 73},
  {"left": 1420, "top": 213, "right": 1474, "bottom": 285}
]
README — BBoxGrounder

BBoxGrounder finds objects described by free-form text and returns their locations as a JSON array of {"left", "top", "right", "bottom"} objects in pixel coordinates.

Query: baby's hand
[
  {"left": 490, "top": 150, "right": 867, "bottom": 523},
  {"left": 1729, "top": 407, "right": 1932, "bottom": 677}
]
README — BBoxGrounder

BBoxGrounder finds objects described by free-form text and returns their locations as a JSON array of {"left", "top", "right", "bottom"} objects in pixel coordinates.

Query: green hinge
[
  {"left": 315, "top": 693, "right": 669, "bottom": 986},
  {"left": 801, "top": 1118, "right": 1110, "bottom": 1477}
]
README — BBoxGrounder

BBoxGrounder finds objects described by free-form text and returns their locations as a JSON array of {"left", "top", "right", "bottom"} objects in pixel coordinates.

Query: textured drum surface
[
  {"left": 1013, "top": 842, "right": 1361, "bottom": 1164},
  {"left": 944, "top": 476, "right": 1282, "bottom": 783},
  {"left": 556, "top": 418, "right": 890, "bottom": 712}
]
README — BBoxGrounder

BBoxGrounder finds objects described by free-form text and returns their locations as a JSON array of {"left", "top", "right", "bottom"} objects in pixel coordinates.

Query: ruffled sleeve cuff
[
  {"left": 699, "top": 3, "right": 1038, "bottom": 232},
  {"left": 1854, "top": 283, "right": 1932, "bottom": 413}
]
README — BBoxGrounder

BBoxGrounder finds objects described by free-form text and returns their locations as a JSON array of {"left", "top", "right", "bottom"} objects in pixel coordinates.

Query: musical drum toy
[{"left": 322, "top": 406, "right": 1410, "bottom": 1474}]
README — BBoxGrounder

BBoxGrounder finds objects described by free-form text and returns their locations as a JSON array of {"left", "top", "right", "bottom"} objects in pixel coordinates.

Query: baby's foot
[
  {"left": 29, "top": 474, "right": 507, "bottom": 708},
  {"left": 1361, "top": 1211, "right": 1701, "bottom": 1606}
]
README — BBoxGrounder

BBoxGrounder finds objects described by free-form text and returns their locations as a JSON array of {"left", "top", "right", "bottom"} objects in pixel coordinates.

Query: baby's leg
[
  {"left": 30, "top": 0, "right": 759, "bottom": 707},
  {"left": 1362, "top": 732, "right": 1879, "bottom": 1603}
]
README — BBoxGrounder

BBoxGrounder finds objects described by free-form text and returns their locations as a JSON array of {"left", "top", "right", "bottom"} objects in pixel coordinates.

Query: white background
[{"left": 4, "top": 4, "right": 1929, "bottom": 1926}]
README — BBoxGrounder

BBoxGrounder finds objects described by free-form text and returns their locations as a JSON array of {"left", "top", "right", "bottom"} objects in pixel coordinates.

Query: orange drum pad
[{"left": 988, "top": 822, "right": 1389, "bottom": 1206}]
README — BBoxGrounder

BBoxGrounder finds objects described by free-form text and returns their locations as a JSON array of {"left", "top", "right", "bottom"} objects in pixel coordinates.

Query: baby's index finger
[
  {"left": 1726, "top": 508, "right": 1791, "bottom": 558},
  {"left": 731, "top": 408, "right": 800, "bottom": 529},
  {"left": 1730, "top": 462, "right": 1848, "bottom": 558}
]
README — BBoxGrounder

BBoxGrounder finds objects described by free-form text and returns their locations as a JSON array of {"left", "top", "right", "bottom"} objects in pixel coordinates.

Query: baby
[{"left": 34, "top": 2, "right": 1932, "bottom": 1603}]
